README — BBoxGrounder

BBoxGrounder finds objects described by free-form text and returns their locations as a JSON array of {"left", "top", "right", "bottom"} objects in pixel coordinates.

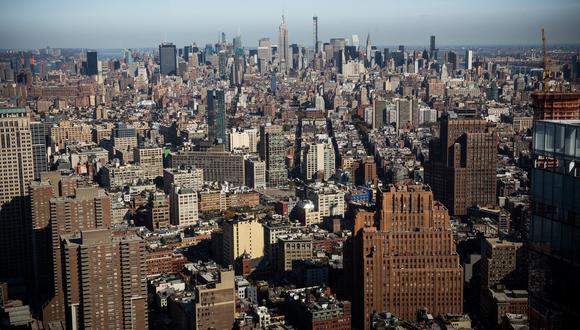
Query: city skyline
[{"left": 1, "top": 0, "right": 580, "bottom": 49}]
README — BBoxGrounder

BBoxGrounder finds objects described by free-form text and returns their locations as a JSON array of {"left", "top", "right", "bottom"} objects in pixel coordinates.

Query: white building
[
  {"left": 301, "top": 141, "right": 335, "bottom": 181},
  {"left": 170, "top": 186, "right": 199, "bottom": 227}
]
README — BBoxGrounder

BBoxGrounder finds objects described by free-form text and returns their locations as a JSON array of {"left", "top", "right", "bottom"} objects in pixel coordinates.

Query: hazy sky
[{"left": 1, "top": 0, "right": 580, "bottom": 49}]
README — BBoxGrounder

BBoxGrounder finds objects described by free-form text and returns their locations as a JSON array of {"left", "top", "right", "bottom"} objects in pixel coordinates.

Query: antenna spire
[{"left": 542, "top": 28, "right": 550, "bottom": 92}]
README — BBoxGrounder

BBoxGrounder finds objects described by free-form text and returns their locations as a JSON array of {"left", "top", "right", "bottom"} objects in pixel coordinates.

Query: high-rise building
[
  {"left": 530, "top": 92, "right": 580, "bottom": 120},
  {"left": 172, "top": 268, "right": 235, "bottom": 329},
  {"left": 366, "top": 33, "right": 372, "bottom": 65},
  {"left": 218, "top": 50, "right": 227, "bottom": 79},
  {"left": 86, "top": 51, "right": 98, "bottom": 75},
  {"left": 481, "top": 237, "right": 524, "bottom": 290},
  {"left": 159, "top": 43, "right": 177, "bottom": 76},
  {"left": 351, "top": 184, "right": 463, "bottom": 328},
  {"left": 0, "top": 108, "right": 34, "bottom": 281},
  {"left": 134, "top": 146, "right": 163, "bottom": 178},
  {"left": 424, "top": 111, "right": 498, "bottom": 216},
  {"left": 301, "top": 141, "right": 336, "bottom": 181},
  {"left": 529, "top": 120, "right": 580, "bottom": 328},
  {"left": 60, "top": 228, "right": 148, "bottom": 329},
  {"left": 448, "top": 51, "right": 458, "bottom": 71},
  {"left": 260, "top": 125, "right": 287, "bottom": 187},
  {"left": 207, "top": 89, "right": 226, "bottom": 144},
  {"left": 170, "top": 186, "right": 199, "bottom": 227},
  {"left": 313, "top": 16, "right": 319, "bottom": 53},
  {"left": 429, "top": 35, "right": 438, "bottom": 60},
  {"left": 169, "top": 150, "right": 245, "bottom": 186},
  {"left": 41, "top": 185, "right": 112, "bottom": 325},
  {"left": 146, "top": 191, "right": 170, "bottom": 230},
  {"left": 30, "top": 122, "right": 48, "bottom": 180},
  {"left": 257, "top": 38, "right": 272, "bottom": 72},
  {"left": 163, "top": 167, "right": 204, "bottom": 194},
  {"left": 465, "top": 49, "right": 473, "bottom": 70},
  {"left": 278, "top": 15, "right": 289, "bottom": 72},
  {"left": 373, "top": 99, "right": 386, "bottom": 129},
  {"left": 430, "top": 36, "right": 436, "bottom": 53},
  {"left": 244, "top": 157, "right": 266, "bottom": 190}
]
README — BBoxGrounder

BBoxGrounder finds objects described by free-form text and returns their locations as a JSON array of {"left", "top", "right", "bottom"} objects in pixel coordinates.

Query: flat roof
[{"left": 0, "top": 108, "right": 27, "bottom": 114}]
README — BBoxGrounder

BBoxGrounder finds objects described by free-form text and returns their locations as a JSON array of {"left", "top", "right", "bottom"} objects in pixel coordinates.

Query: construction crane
[{"left": 542, "top": 28, "right": 550, "bottom": 92}]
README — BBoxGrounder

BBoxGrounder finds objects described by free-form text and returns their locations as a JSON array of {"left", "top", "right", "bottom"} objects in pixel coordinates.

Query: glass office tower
[{"left": 530, "top": 120, "right": 580, "bottom": 329}]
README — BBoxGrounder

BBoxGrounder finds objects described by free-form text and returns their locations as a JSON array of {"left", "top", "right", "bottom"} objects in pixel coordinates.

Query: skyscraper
[
  {"left": 260, "top": 125, "right": 287, "bottom": 187},
  {"left": 365, "top": 33, "right": 372, "bottom": 65},
  {"left": 301, "top": 141, "right": 336, "bottom": 181},
  {"left": 429, "top": 35, "right": 438, "bottom": 60},
  {"left": 41, "top": 186, "right": 111, "bottom": 322},
  {"left": 313, "top": 16, "right": 319, "bottom": 53},
  {"left": 159, "top": 42, "right": 177, "bottom": 76},
  {"left": 424, "top": 111, "right": 498, "bottom": 216},
  {"left": 278, "top": 15, "right": 289, "bottom": 72},
  {"left": 351, "top": 184, "right": 463, "bottom": 328},
  {"left": 60, "top": 228, "right": 148, "bottom": 329},
  {"left": 529, "top": 120, "right": 580, "bottom": 328},
  {"left": 465, "top": 49, "right": 473, "bottom": 70},
  {"left": 430, "top": 35, "right": 436, "bottom": 53},
  {"left": 0, "top": 108, "right": 34, "bottom": 281},
  {"left": 30, "top": 121, "right": 48, "bottom": 180},
  {"left": 85, "top": 51, "right": 98, "bottom": 75},
  {"left": 207, "top": 88, "right": 226, "bottom": 144}
]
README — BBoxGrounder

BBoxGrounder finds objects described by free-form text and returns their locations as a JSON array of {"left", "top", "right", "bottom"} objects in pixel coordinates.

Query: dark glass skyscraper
[
  {"left": 207, "top": 89, "right": 226, "bottom": 144},
  {"left": 529, "top": 120, "right": 580, "bottom": 329},
  {"left": 30, "top": 121, "right": 48, "bottom": 180},
  {"left": 159, "top": 43, "right": 177, "bottom": 76},
  {"left": 86, "top": 51, "right": 98, "bottom": 75}
]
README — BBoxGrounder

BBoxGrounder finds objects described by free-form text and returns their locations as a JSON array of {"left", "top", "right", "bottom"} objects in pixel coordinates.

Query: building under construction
[{"left": 531, "top": 92, "right": 580, "bottom": 120}]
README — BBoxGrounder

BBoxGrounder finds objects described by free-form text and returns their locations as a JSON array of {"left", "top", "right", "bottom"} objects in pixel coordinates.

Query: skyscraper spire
[
  {"left": 279, "top": 13, "right": 289, "bottom": 72},
  {"left": 366, "top": 32, "right": 372, "bottom": 64}
]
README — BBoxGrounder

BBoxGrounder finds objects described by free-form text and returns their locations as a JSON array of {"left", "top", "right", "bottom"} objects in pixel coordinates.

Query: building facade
[
  {"left": 529, "top": 120, "right": 580, "bottom": 329},
  {"left": 425, "top": 111, "right": 498, "bottom": 216},
  {"left": 0, "top": 108, "right": 34, "bottom": 280},
  {"left": 352, "top": 185, "right": 463, "bottom": 328}
]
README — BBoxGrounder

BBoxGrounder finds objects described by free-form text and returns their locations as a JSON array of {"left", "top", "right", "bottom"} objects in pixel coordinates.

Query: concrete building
[
  {"left": 222, "top": 217, "right": 264, "bottom": 266},
  {"left": 481, "top": 237, "right": 524, "bottom": 290},
  {"left": 277, "top": 234, "right": 313, "bottom": 272},
  {"left": 146, "top": 191, "right": 170, "bottom": 230},
  {"left": 169, "top": 150, "right": 245, "bottom": 186},
  {"left": 244, "top": 157, "right": 266, "bottom": 190},
  {"left": 352, "top": 185, "right": 463, "bottom": 328},
  {"left": 134, "top": 146, "right": 163, "bottom": 178},
  {"left": 168, "top": 267, "right": 235, "bottom": 330},
  {"left": 228, "top": 128, "right": 258, "bottom": 152},
  {"left": 282, "top": 287, "right": 351, "bottom": 330},
  {"left": 100, "top": 163, "right": 147, "bottom": 190},
  {"left": 163, "top": 167, "right": 204, "bottom": 194},
  {"left": 301, "top": 141, "right": 336, "bottom": 181},
  {"left": 170, "top": 187, "right": 199, "bottom": 227}
]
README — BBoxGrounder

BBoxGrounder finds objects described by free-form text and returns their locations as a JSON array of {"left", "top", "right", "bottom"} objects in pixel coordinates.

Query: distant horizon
[
  {"left": 2, "top": 42, "right": 580, "bottom": 53},
  {"left": 1, "top": 0, "right": 580, "bottom": 49}
]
